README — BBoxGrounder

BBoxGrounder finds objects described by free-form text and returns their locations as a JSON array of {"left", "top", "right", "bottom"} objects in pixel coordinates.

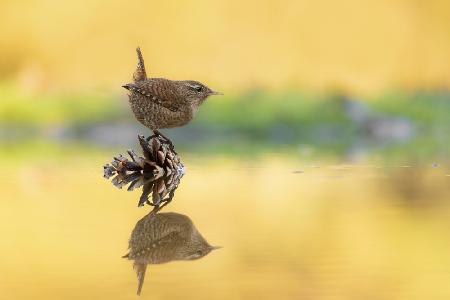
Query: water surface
[{"left": 1, "top": 159, "right": 450, "bottom": 299}]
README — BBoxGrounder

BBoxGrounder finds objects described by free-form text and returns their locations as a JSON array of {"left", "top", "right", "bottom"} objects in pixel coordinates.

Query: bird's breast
[{"left": 128, "top": 94, "right": 193, "bottom": 129}]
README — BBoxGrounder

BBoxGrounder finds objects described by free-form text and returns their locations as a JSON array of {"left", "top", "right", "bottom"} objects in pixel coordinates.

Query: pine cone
[
  {"left": 103, "top": 135, "right": 183, "bottom": 179},
  {"left": 137, "top": 170, "right": 183, "bottom": 207},
  {"left": 103, "top": 134, "right": 184, "bottom": 206}
]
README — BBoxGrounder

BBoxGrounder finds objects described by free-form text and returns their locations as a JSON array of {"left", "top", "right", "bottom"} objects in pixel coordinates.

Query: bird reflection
[
  {"left": 123, "top": 205, "right": 220, "bottom": 295},
  {"left": 115, "top": 170, "right": 219, "bottom": 295}
]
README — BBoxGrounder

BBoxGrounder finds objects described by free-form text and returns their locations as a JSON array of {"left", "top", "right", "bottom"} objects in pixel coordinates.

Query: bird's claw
[{"left": 151, "top": 130, "right": 177, "bottom": 153}]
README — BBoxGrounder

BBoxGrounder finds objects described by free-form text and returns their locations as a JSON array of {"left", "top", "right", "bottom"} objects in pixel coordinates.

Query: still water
[{"left": 1, "top": 158, "right": 450, "bottom": 299}]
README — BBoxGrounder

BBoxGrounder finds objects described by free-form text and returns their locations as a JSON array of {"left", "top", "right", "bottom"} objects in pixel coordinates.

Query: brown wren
[{"left": 122, "top": 48, "right": 222, "bottom": 144}]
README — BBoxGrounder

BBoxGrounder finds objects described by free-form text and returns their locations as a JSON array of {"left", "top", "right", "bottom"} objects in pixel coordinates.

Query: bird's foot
[{"left": 152, "top": 130, "right": 176, "bottom": 152}]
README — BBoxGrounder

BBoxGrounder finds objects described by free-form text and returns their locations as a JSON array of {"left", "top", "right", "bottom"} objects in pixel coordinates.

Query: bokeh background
[
  {"left": 1, "top": 1, "right": 450, "bottom": 299},
  {"left": 1, "top": 0, "right": 450, "bottom": 160}
]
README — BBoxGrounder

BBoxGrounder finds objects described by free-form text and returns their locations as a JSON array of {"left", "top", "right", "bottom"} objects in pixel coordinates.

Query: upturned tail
[{"left": 133, "top": 47, "right": 147, "bottom": 83}]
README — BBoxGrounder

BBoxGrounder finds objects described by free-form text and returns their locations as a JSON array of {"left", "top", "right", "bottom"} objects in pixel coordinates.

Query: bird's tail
[
  {"left": 133, "top": 261, "right": 148, "bottom": 296},
  {"left": 133, "top": 47, "right": 147, "bottom": 83}
]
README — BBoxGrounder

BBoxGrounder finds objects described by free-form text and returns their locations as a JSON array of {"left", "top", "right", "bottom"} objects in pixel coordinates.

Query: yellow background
[{"left": 1, "top": 0, "right": 449, "bottom": 94}]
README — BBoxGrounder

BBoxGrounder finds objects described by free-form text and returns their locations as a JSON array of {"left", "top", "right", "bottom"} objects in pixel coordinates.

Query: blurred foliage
[
  {"left": 195, "top": 90, "right": 349, "bottom": 128},
  {"left": 1, "top": 83, "right": 449, "bottom": 162},
  {"left": 1, "top": 84, "right": 448, "bottom": 129},
  {"left": 0, "top": 82, "right": 126, "bottom": 126},
  {"left": 371, "top": 90, "right": 450, "bottom": 125}
]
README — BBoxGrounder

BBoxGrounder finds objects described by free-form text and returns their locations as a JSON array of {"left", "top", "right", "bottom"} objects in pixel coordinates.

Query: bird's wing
[
  {"left": 123, "top": 80, "right": 182, "bottom": 112},
  {"left": 127, "top": 231, "right": 183, "bottom": 261}
]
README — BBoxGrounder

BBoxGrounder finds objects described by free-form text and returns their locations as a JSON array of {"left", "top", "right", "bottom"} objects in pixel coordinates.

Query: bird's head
[{"left": 179, "top": 80, "right": 222, "bottom": 108}]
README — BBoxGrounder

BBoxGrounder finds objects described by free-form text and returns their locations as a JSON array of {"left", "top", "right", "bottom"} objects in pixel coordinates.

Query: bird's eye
[
  {"left": 196, "top": 250, "right": 203, "bottom": 256},
  {"left": 187, "top": 83, "right": 204, "bottom": 93}
]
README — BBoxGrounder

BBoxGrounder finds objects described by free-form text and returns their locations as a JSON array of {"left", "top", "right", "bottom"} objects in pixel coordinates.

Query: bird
[
  {"left": 123, "top": 210, "right": 220, "bottom": 295},
  {"left": 122, "top": 48, "right": 222, "bottom": 145}
]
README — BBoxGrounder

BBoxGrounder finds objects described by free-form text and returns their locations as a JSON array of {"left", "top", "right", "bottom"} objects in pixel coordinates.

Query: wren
[{"left": 123, "top": 48, "right": 222, "bottom": 144}]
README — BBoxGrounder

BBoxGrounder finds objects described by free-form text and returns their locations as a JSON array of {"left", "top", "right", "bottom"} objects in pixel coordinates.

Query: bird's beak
[
  {"left": 210, "top": 91, "right": 223, "bottom": 96},
  {"left": 210, "top": 245, "right": 222, "bottom": 250}
]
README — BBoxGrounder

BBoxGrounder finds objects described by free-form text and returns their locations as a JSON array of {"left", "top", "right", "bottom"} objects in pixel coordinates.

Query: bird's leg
[
  {"left": 146, "top": 132, "right": 158, "bottom": 141},
  {"left": 152, "top": 130, "right": 175, "bottom": 150},
  {"left": 153, "top": 129, "right": 170, "bottom": 142}
]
